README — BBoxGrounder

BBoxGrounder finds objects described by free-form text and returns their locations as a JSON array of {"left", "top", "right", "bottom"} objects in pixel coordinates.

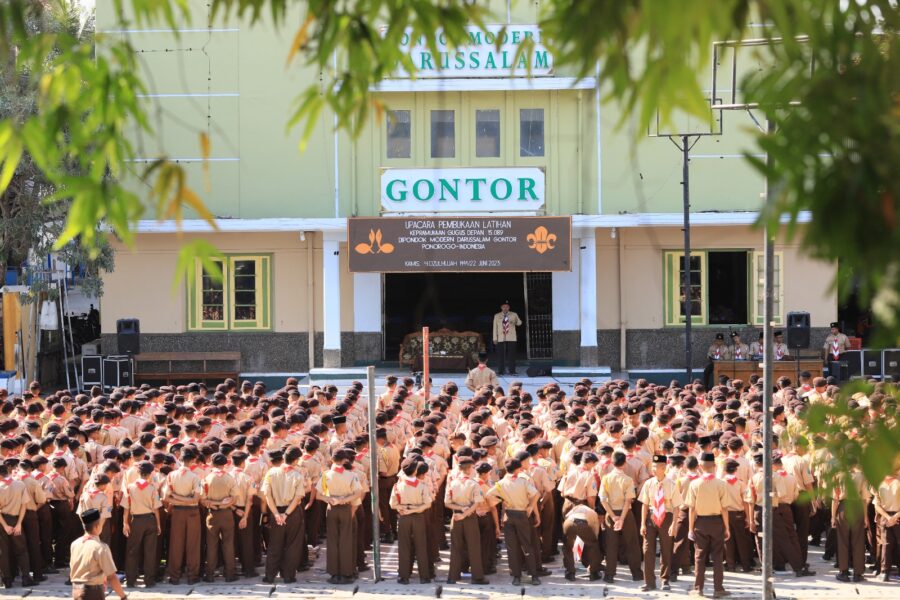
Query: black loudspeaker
[
  {"left": 116, "top": 318, "right": 141, "bottom": 355},
  {"left": 81, "top": 355, "right": 103, "bottom": 389},
  {"left": 526, "top": 365, "right": 551, "bottom": 377},
  {"left": 786, "top": 311, "right": 811, "bottom": 349},
  {"left": 862, "top": 349, "right": 883, "bottom": 379},
  {"left": 882, "top": 350, "right": 900, "bottom": 381},
  {"left": 843, "top": 349, "right": 864, "bottom": 379},
  {"left": 103, "top": 355, "right": 133, "bottom": 390}
]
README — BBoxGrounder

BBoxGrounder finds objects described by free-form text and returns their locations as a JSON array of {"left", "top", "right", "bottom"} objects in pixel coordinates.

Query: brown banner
[{"left": 348, "top": 216, "right": 571, "bottom": 272}]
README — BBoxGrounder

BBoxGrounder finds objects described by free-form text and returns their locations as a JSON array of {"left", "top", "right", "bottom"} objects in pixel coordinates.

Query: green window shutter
[
  {"left": 663, "top": 251, "right": 707, "bottom": 327},
  {"left": 752, "top": 251, "right": 784, "bottom": 326}
]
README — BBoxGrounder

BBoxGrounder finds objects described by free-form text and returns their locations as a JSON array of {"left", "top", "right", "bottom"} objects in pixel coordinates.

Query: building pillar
[
  {"left": 353, "top": 272, "right": 382, "bottom": 363},
  {"left": 552, "top": 245, "right": 580, "bottom": 365},
  {"left": 579, "top": 229, "right": 599, "bottom": 366},
  {"left": 322, "top": 233, "right": 342, "bottom": 367}
]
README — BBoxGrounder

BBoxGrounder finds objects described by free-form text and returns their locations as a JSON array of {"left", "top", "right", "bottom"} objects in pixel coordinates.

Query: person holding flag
[{"left": 639, "top": 454, "right": 682, "bottom": 591}]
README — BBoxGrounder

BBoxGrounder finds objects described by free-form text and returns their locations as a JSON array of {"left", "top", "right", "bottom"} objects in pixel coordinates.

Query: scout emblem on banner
[{"left": 572, "top": 535, "right": 585, "bottom": 562}]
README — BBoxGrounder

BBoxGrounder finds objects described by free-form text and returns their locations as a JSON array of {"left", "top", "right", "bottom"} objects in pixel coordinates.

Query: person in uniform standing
[
  {"left": 639, "top": 455, "right": 682, "bottom": 591},
  {"left": 684, "top": 452, "right": 729, "bottom": 599},
  {"left": 261, "top": 447, "right": 306, "bottom": 584},
  {"left": 444, "top": 456, "right": 489, "bottom": 585},
  {"left": 488, "top": 458, "right": 542, "bottom": 586},
  {"left": 201, "top": 453, "right": 239, "bottom": 583},
  {"left": 721, "top": 458, "right": 753, "bottom": 573},
  {"left": 873, "top": 467, "right": 900, "bottom": 582},
  {"left": 704, "top": 333, "right": 727, "bottom": 388},
  {"left": 18, "top": 458, "right": 47, "bottom": 583},
  {"left": 475, "top": 462, "right": 500, "bottom": 575},
  {"left": 390, "top": 458, "right": 433, "bottom": 585},
  {"left": 561, "top": 502, "right": 603, "bottom": 582},
  {"left": 69, "top": 509, "right": 127, "bottom": 600},
  {"left": 121, "top": 461, "right": 161, "bottom": 588},
  {"left": 162, "top": 447, "right": 202, "bottom": 585},
  {"left": 376, "top": 428, "right": 400, "bottom": 543},
  {"left": 599, "top": 451, "right": 643, "bottom": 583},
  {"left": 49, "top": 456, "right": 78, "bottom": 567},
  {"left": 317, "top": 448, "right": 363, "bottom": 585},
  {"left": 492, "top": 301, "right": 523, "bottom": 375},
  {"left": 833, "top": 467, "right": 868, "bottom": 582},
  {"left": 465, "top": 353, "right": 500, "bottom": 393},
  {"left": 0, "top": 462, "right": 34, "bottom": 587},
  {"left": 228, "top": 451, "right": 258, "bottom": 578},
  {"left": 822, "top": 321, "right": 851, "bottom": 378},
  {"left": 726, "top": 332, "right": 750, "bottom": 361}
]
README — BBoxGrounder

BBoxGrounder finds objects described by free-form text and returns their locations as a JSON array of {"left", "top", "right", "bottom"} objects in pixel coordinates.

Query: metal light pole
[
  {"left": 761, "top": 117, "right": 776, "bottom": 600},
  {"left": 681, "top": 135, "right": 693, "bottom": 382},
  {"left": 366, "top": 365, "right": 381, "bottom": 582}
]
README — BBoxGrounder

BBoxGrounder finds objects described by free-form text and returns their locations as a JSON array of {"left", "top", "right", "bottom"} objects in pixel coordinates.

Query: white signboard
[
  {"left": 381, "top": 167, "right": 545, "bottom": 213},
  {"left": 394, "top": 25, "right": 553, "bottom": 78}
]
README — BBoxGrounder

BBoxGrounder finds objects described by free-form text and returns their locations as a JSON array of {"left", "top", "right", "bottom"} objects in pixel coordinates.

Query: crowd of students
[{"left": 0, "top": 372, "right": 897, "bottom": 599}]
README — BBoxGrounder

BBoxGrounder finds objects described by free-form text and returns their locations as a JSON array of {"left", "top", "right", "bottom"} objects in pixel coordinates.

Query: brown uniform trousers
[
  {"left": 504, "top": 510, "right": 538, "bottom": 578},
  {"left": 125, "top": 513, "right": 157, "bottom": 586},
  {"left": 836, "top": 501, "right": 866, "bottom": 574},
  {"left": 167, "top": 506, "right": 201, "bottom": 581},
  {"left": 252, "top": 496, "right": 265, "bottom": 564},
  {"left": 448, "top": 513, "right": 483, "bottom": 581},
  {"left": 671, "top": 506, "right": 692, "bottom": 575},
  {"left": 397, "top": 510, "right": 431, "bottom": 581},
  {"left": 477, "top": 513, "right": 497, "bottom": 574},
  {"left": 72, "top": 583, "right": 105, "bottom": 600},
  {"left": 791, "top": 501, "right": 811, "bottom": 565},
  {"left": 326, "top": 504, "right": 355, "bottom": 578},
  {"left": 305, "top": 498, "right": 325, "bottom": 548},
  {"left": 774, "top": 504, "right": 804, "bottom": 570},
  {"left": 562, "top": 517, "right": 602, "bottom": 576},
  {"left": 234, "top": 511, "right": 255, "bottom": 576},
  {"left": 0, "top": 513, "right": 30, "bottom": 583},
  {"left": 539, "top": 490, "right": 556, "bottom": 562},
  {"left": 354, "top": 495, "right": 371, "bottom": 569},
  {"left": 23, "top": 509, "right": 43, "bottom": 578},
  {"left": 604, "top": 509, "right": 642, "bottom": 580},
  {"left": 206, "top": 508, "right": 236, "bottom": 579},
  {"left": 37, "top": 504, "right": 53, "bottom": 568},
  {"left": 265, "top": 506, "right": 303, "bottom": 581},
  {"left": 880, "top": 512, "right": 900, "bottom": 576},
  {"left": 693, "top": 515, "right": 725, "bottom": 593},
  {"left": 644, "top": 512, "right": 673, "bottom": 587},
  {"left": 50, "top": 499, "right": 77, "bottom": 564},
  {"left": 378, "top": 475, "right": 398, "bottom": 539},
  {"left": 725, "top": 510, "right": 753, "bottom": 571}
]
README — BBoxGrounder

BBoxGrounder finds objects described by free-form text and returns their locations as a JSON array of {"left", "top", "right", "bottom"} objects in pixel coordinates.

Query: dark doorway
[
  {"left": 837, "top": 260, "right": 875, "bottom": 344},
  {"left": 384, "top": 273, "right": 526, "bottom": 362},
  {"left": 707, "top": 251, "right": 749, "bottom": 325}
]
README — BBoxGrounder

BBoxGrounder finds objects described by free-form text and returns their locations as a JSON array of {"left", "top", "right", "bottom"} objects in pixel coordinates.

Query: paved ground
[{"left": 9, "top": 539, "right": 899, "bottom": 600}]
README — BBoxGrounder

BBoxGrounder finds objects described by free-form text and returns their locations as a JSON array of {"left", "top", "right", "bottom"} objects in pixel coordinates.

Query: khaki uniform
[
  {"left": 562, "top": 503, "right": 602, "bottom": 577},
  {"left": 488, "top": 474, "right": 539, "bottom": 578},
  {"left": 164, "top": 466, "right": 202, "bottom": 581},
  {"left": 874, "top": 476, "right": 900, "bottom": 576},
  {"left": 0, "top": 476, "right": 31, "bottom": 583},
  {"left": 823, "top": 332, "right": 850, "bottom": 359},
  {"left": 48, "top": 472, "right": 78, "bottom": 566},
  {"left": 377, "top": 444, "right": 400, "bottom": 541},
  {"left": 20, "top": 471, "right": 47, "bottom": 578},
  {"left": 203, "top": 469, "right": 237, "bottom": 580},
  {"left": 720, "top": 475, "right": 752, "bottom": 571},
  {"left": 724, "top": 343, "right": 751, "bottom": 361},
  {"left": 835, "top": 470, "right": 869, "bottom": 575},
  {"left": 684, "top": 474, "right": 728, "bottom": 594},
  {"left": 69, "top": 534, "right": 117, "bottom": 600},
  {"left": 229, "top": 467, "right": 257, "bottom": 576},
  {"left": 599, "top": 469, "right": 641, "bottom": 580},
  {"left": 639, "top": 476, "right": 682, "bottom": 587},
  {"left": 465, "top": 365, "right": 500, "bottom": 392},
  {"left": 492, "top": 310, "right": 522, "bottom": 374},
  {"left": 391, "top": 476, "right": 432, "bottom": 581},
  {"left": 317, "top": 466, "right": 361, "bottom": 579},
  {"left": 444, "top": 475, "right": 485, "bottom": 582},
  {"left": 121, "top": 478, "right": 161, "bottom": 586},
  {"left": 261, "top": 465, "right": 306, "bottom": 581}
]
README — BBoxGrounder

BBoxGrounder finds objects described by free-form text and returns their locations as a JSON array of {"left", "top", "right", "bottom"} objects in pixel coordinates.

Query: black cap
[
  {"left": 774, "top": 330, "right": 783, "bottom": 337},
  {"left": 652, "top": 455, "right": 667, "bottom": 465},
  {"left": 501, "top": 300, "right": 510, "bottom": 306},
  {"left": 830, "top": 322, "right": 839, "bottom": 329},
  {"left": 700, "top": 452, "right": 716, "bottom": 463},
  {"left": 332, "top": 415, "right": 347, "bottom": 426},
  {"left": 475, "top": 462, "right": 492, "bottom": 474},
  {"left": 81, "top": 508, "right": 101, "bottom": 527},
  {"left": 715, "top": 333, "right": 724, "bottom": 340}
]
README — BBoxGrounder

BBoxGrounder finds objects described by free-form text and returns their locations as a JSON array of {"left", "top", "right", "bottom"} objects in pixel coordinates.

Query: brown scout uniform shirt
[
  {"left": 444, "top": 475, "right": 484, "bottom": 510},
  {"left": 78, "top": 489, "right": 112, "bottom": 518},
  {"left": 203, "top": 469, "right": 236, "bottom": 503},
  {"left": 121, "top": 479, "right": 162, "bottom": 515},
  {"left": 316, "top": 465, "right": 361, "bottom": 503},
  {"left": 685, "top": 474, "right": 728, "bottom": 516},
  {"left": 565, "top": 503, "right": 601, "bottom": 536},
  {"left": 390, "top": 477, "right": 432, "bottom": 514},
  {"left": 721, "top": 475, "right": 745, "bottom": 512},
  {"left": 19, "top": 471, "right": 47, "bottom": 511},
  {"left": 69, "top": 534, "right": 117, "bottom": 585},
  {"left": 166, "top": 466, "right": 203, "bottom": 504},
  {"left": 874, "top": 477, "right": 900, "bottom": 513},
  {"left": 638, "top": 476, "right": 683, "bottom": 513},
  {"left": 48, "top": 472, "right": 74, "bottom": 501},
  {"left": 488, "top": 473, "right": 538, "bottom": 511},
  {"left": 378, "top": 444, "right": 400, "bottom": 477},
  {"left": 600, "top": 469, "right": 636, "bottom": 511},
  {"left": 0, "top": 477, "right": 27, "bottom": 516},
  {"left": 262, "top": 465, "right": 306, "bottom": 507}
]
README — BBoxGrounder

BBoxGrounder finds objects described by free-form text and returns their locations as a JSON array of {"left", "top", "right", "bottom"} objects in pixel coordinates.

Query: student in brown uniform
[
  {"left": 17, "top": 458, "right": 47, "bottom": 582},
  {"left": 69, "top": 509, "right": 127, "bottom": 600},
  {"left": 162, "top": 447, "right": 202, "bottom": 585},
  {"left": 639, "top": 455, "right": 682, "bottom": 591},
  {"left": 121, "top": 461, "right": 162, "bottom": 588},
  {"left": 77, "top": 474, "right": 113, "bottom": 545},
  {"left": 376, "top": 428, "right": 400, "bottom": 543},
  {"left": 833, "top": 467, "right": 868, "bottom": 582},
  {"left": 444, "top": 456, "right": 489, "bottom": 585},
  {"left": 0, "top": 462, "right": 34, "bottom": 587},
  {"left": 49, "top": 456, "right": 78, "bottom": 567},
  {"left": 261, "top": 447, "right": 306, "bottom": 584},
  {"left": 685, "top": 452, "right": 729, "bottom": 599},
  {"left": 317, "top": 448, "right": 363, "bottom": 585},
  {"left": 873, "top": 468, "right": 900, "bottom": 582},
  {"left": 32, "top": 455, "right": 58, "bottom": 574},
  {"left": 474, "top": 462, "right": 500, "bottom": 575},
  {"left": 228, "top": 451, "right": 258, "bottom": 578},
  {"left": 772, "top": 453, "right": 814, "bottom": 575},
  {"left": 202, "top": 453, "right": 239, "bottom": 583},
  {"left": 487, "top": 458, "right": 542, "bottom": 586},
  {"left": 721, "top": 458, "right": 753, "bottom": 573},
  {"left": 561, "top": 502, "right": 603, "bottom": 581},
  {"left": 599, "top": 451, "right": 643, "bottom": 583},
  {"left": 390, "top": 458, "right": 432, "bottom": 584}
]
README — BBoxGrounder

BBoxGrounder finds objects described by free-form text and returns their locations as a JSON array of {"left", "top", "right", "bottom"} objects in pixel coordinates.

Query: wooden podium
[{"left": 713, "top": 359, "right": 824, "bottom": 382}]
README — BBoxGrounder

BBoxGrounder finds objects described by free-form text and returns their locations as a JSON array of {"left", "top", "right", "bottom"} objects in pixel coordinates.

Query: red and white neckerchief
[
  {"left": 702, "top": 473, "right": 715, "bottom": 481},
  {"left": 734, "top": 346, "right": 743, "bottom": 360},
  {"left": 502, "top": 314, "right": 510, "bottom": 336},
  {"left": 332, "top": 466, "right": 344, "bottom": 474},
  {"left": 713, "top": 347, "right": 721, "bottom": 360},
  {"left": 775, "top": 345, "right": 784, "bottom": 360},
  {"left": 725, "top": 475, "right": 739, "bottom": 485},
  {"left": 831, "top": 339, "right": 841, "bottom": 359},
  {"left": 777, "top": 470, "right": 788, "bottom": 477},
  {"left": 0, "top": 477, "right": 11, "bottom": 485},
  {"left": 687, "top": 473, "right": 699, "bottom": 481},
  {"left": 134, "top": 479, "right": 150, "bottom": 491},
  {"left": 651, "top": 482, "right": 667, "bottom": 527}
]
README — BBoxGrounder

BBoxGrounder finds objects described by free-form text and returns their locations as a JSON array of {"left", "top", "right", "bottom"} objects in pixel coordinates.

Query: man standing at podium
[
  {"left": 726, "top": 332, "right": 750, "bottom": 361},
  {"left": 823, "top": 322, "right": 850, "bottom": 381},
  {"left": 492, "top": 301, "right": 522, "bottom": 375}
]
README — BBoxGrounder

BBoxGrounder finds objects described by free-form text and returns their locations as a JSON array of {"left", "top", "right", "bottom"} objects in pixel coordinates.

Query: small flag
[{"left": 573, "top": 535, "right": 585, "bottom": 561}]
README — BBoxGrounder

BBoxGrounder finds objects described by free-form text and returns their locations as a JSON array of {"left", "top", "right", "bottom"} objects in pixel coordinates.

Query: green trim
[{"left": 187, "top": 253, "right": 273, "bottom": 332}]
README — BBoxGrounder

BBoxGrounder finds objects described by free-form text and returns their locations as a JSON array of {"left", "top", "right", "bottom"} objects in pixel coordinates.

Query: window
[
  {"left": 189, "top": 255, "right": 271, "bottom": 330},
  {"left": 475, "top": 109, "right": 500, "bottom": 157},
  {"left": 520, "top": 108, "right": 545, "bottom": 157},
  {"left": 664, "top": 250, "right": 784, "bottom": 327},
  {"left": 386, "top": 110, "right": 411, "bottom": 158},
  {"left": 430, "top": 109, "right": 455, "bottom": 158}
]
